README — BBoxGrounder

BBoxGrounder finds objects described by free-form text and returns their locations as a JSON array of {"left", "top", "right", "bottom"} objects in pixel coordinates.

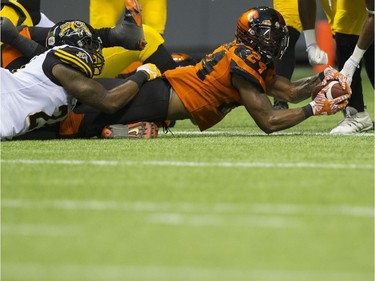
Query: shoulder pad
[
  {"left": 51, "top": 46, "right": 95, "bottom": 78},
  {"left": 230, "top": 44, "right": 275, "bottom": 92}
]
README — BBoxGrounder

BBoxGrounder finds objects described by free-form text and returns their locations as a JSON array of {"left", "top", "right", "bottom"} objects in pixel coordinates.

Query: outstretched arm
[
  {"left": 298, "top": 0, "right": 328, "bottom": 65},
  {"left": 52, "top": 63, "right": 160, "bottom": 114},
  {"left": 233, "top": 75, "right": 309, "bottom": 134},
  {"left": 234, "top": 74, "right": 348, "bottom": 134},
  {"left": 266, "top": 73, "right": 322, "bottom": 103},
  {"left": 340, "top": 0, "right": 374, "bottom": 84},
  {"left": 358, "top": 0, "right": 374, "bottom": 51}
]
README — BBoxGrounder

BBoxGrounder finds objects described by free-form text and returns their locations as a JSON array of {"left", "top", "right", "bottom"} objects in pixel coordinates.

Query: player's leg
[
  {"left": 330, "top": 32, "right": 373, "bottom": 134},
  {"left": 363, "top": 42, "right": 374, "bottom": 87},
  {"left": 273, "top": 26, "right": 300, "bottom": 109},
  {"left": 139, "top": 0, "right": 167, "bottom": 35},
  {"left": 99, "top": 24, "right": 165, "bottom": 78},
  {"left": 0, "top": 0, "right": 38, "bottom": 26},
  {"left": 60, "top": 78, "right": 171, "bottom": 138},
  {"left": 89, "top": 0, "right": 123, "bottom": 28}
]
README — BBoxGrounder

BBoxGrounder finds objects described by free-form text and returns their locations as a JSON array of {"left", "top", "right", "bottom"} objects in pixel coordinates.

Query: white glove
[
  {"left": 339, "top": 58, "right": 357, "bottom": 86},
  {"left": 303, "top": 29, "right": 328, "bottom": 66},
  {"left": 306, "top": 43, "right": 328, "bottom": 65},
  {"left": 136, "top": 63, "right": 161, "bottom": 80}
]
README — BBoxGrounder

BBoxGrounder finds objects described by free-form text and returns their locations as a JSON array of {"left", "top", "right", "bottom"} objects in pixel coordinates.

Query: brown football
[{"left": 311, "top": 80, "right": 348, "bottom": 100}]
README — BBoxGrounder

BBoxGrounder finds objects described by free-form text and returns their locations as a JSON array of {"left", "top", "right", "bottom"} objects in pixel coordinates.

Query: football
[{"left": 311, "top": 80, "right": 348, "bottom": 100}]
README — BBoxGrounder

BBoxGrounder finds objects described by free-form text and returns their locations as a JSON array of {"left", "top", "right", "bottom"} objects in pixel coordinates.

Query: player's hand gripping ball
[
  {"left": 311, "top": 80, "right": 350, "bottom": 100},
  {"left": 310, "top": 80, "right": 351, "bottom": 115}
]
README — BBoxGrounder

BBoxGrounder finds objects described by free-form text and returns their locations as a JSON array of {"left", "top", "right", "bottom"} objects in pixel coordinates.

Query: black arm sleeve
[{"left": 27, "top": 26, "right": 50, "bottom": 46}]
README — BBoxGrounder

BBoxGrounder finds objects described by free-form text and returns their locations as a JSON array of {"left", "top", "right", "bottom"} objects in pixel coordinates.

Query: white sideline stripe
[
  {"left": 2, "top": 224, "right": 80, "bottom": 237},
  {"left": 148, "top": 213, "right": 303, "bottom": 228},
  {"left": 2, "top": 159, "right": 373, "bottom": 169},
  {"left": 3, "top": 199, "right": 373, "bottom": 218},
  {"left": 3, "top": 263, "right": 371, "bottom": 281},
  {"left": 172, "top": 130, "right": 375, "bottom": 137}
]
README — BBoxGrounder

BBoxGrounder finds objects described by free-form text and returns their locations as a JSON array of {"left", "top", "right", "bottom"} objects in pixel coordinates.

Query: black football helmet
[
  {"left": 46, "top": 20, "right": 104, "bottom": 75},
  {"left": 235, "top": 6, "right": 289, "bottom": 59}
]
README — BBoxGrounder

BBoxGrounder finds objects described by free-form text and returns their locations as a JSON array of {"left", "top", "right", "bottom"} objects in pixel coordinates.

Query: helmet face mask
[
  {"left": 46, "top": 20, "right": 104, "bottom": 75},
  {"left": 235, "top": 6, "right": 289, "bottom": 59}
]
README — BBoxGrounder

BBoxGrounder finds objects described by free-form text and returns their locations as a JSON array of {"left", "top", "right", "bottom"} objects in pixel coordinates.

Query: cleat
[
  {"left": 136, "top": 63, "right": 161, "bottom": 80},
  {"left": 124, "top": 0, "right": 143, "bottom": 27},
  {"left": 101, "top": 122, "right": 158, "bottom": 139},
  {"left": 109, "top": 0, "right": 146, "bottom": 50},
  {"left": 124, "top": 0, "right": 147, "bottom": 49},
  {"left": 330, "top": 106, "right": 373, "bottom": 134}
]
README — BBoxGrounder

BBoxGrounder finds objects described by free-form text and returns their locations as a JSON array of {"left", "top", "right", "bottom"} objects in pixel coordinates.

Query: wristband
[
  {"left": 303, "top": 29, "right": 317, "bottom": 47},
  {"left": 366, "top": 8, "right": 375, "bottom": 15},
  {"left": 128, "top": 71, "right": 148, "bottom": 88},
  {"left": 302, "top": 104, "right": 314, "bottom": 118}
]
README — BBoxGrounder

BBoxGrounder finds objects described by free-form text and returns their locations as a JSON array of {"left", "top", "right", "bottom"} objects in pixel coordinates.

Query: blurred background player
[
  {"left": 90, "top": 0, "right": 167, "bottom": 35},
  {"left": 340, "top": 0, "right": 374, "bottom": 85},
  {"left": 89, "top": 0, "right": 174, "bottom": 77},
  {"left": 1, "top": 0, "right": 147, "bottom": 72},
  {"left": 298, "top": 0, "right": 374, "bottom": 134},
  {"left": 272, "top": 0, "right": 303, "bottom": 110}
]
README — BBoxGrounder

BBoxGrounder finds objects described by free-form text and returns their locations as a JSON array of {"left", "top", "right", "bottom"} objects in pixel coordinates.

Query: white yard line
[
  {"left": 1, "top": 159, "right": 373, "bottom": 169},
  {"left": 2, "top": 262, "right": 371, "bottom": 281},
  {"left": 2, "top": 199, "right": 373, "bottom": 218},
  {"left": 171, "top": 130, "right": 375, "bottom": 137},
  {"left": 2, "top": 223, "right": 80, "bottom": 236}
]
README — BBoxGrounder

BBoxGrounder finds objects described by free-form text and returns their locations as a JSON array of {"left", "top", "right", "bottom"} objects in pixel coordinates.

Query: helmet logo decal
[
  {"left": 76, "top": 51, "right": 90, "bottom": 63},
  {"left": 58, "top": 21, "right": 92, "bottom": 40},
  {"left": 247, "top": 10, "right": 259, "bottom": 22}
]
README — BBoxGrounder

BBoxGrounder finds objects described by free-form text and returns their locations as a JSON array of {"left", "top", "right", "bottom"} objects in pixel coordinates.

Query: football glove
[
  {"left": 322, "top": 66, "right": 352, "bottom": 95},
  {"left": 136, "top": 63, "right": 161, "bottom": 80},
  {"left": 306, "top": 43, "right": 328, "bottom": 65},
  {"left": 310, "top": 89, "right": 350, "bottom": 116}
]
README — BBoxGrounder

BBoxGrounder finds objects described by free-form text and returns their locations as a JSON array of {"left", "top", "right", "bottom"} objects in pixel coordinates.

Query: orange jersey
[{"left": 164, "top": 41, "right": 275, "bottom": 131}]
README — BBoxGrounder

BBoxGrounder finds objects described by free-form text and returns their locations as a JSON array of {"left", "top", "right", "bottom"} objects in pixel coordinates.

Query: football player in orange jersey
[
  {"left": 5, "top": 7, "right": 351, "bottom": 140},
  {"left": 62, "top": 6, "right": 350, "bottom": 139}
]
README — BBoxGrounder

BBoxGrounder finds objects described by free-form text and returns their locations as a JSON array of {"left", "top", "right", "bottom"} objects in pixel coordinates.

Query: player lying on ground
[
  {"left": 0, "top": 17, "right": 161, "bottom": 140},
  {"left": 2, "top": 7, "right": 351, "bottom": 140}
]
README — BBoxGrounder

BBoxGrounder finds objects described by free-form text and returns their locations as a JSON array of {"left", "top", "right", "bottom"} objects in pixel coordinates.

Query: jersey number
[{"left": 28, "top": 105, "right": 69, "bottom": 131}]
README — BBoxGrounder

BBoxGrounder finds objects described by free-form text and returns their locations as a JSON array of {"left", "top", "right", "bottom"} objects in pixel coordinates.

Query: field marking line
[
  {"left": 171, "top": 130, "right": 375, "bottom": 137},
  {"left": 2, "top": 262, "right": 372, "bottom": 281},
  {"left": 2, "top": 223, "right": 80, "bottom": 236},
  {"left": 1, "top": 159, "right": 373, "bottom": 169},
  {"left": 3, "top": 199, "right": 373, "bottom": 218}
]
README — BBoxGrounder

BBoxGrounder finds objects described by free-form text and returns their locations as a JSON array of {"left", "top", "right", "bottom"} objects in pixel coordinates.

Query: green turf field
[{"left": 1, "top": 68, "right": 374, "bottom": 281}]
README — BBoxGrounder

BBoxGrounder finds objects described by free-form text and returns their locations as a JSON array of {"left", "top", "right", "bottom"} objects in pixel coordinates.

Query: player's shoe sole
[
  {"left": 124, "top": 0, "right": 146, "bottom": 49},
  {"left": 101, "top": 122, "right": 158, "bottom": 139}
]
